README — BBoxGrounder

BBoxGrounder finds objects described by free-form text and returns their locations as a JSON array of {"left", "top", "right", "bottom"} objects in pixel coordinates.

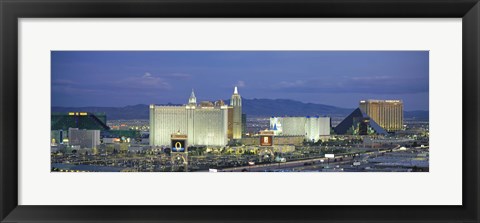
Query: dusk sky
[{"left": 51, "top": 51, "right": 429, "bottom": 111}]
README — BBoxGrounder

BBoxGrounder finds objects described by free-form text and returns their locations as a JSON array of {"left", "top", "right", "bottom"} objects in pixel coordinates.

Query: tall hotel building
[
  {"left": 359, "top": 100, "right": 403, "bottom": 132},
  {"left": 230, "top": 87, "right": 242, "bottom": 139},
  {"left": 150, "top": 87, "right": 242, "bottom": 147}
]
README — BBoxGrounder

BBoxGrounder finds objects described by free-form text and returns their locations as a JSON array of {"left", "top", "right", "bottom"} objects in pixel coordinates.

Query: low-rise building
[
  {"left": 270, "top": 116, "right": 331, "bottom": 142},
  {"left": 68, "top": 128, "right": 101, "bottom": 149}
]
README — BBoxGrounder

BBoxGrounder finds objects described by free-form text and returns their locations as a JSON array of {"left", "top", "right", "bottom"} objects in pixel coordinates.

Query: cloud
[
  {"left": 51, "top": 79, "right": 104, "bottom": 94},
  {"left": 52, "top": 78, "right": 111, "bottom": 95},
  {"left": 143, "top": 72, "right": 152, "bottom": 77},
  {"left": 235, "top": 80, "right": 246, "bottom": 87},
  {"left": 350, "top": 75, "right": 391, "bottom": 81},
  {"left": 277, "top": 80, "right": 305, "bottom": 88},
  {"left": 163, "top": 73, "right": 192, "bottom": 80},
  {"left": 52, "top": 72, "right": 179, "bottom": 96},
  {"left": 52, "top": 85, "right": 104, "bottom": 94},
  {"left": 271, "top": 75, "right": 428, "bottom": 95},
  {"left": 143, "top": 72, "right": 192, "bottom": 80},
  {"left": 115, "top": 73, "right": 171, "bottom": 90},
  {"left": 52, "top": 79, "right": 76, "bottom": 85}
]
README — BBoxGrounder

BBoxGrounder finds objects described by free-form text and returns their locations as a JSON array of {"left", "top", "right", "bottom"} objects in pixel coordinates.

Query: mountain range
[{"left": 52, "top": 98, "right": 429, "bottom": 120}]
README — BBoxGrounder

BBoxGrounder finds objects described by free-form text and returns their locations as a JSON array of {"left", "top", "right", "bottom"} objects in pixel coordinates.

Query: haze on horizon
[{"left": 51, "top": 51, "right": 429, "bottom": 111}]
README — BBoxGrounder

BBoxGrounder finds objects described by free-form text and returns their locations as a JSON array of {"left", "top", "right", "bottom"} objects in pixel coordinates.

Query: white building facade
[
  {"left": 270, "top": 116, "right": 331, "bottom": 142},
  {"left": 149, "top": 90, "right": 230, "bottom": 147}
]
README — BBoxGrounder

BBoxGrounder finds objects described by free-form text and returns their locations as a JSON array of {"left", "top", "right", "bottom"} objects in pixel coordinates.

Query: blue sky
[{"left": 51, "top": 51, "right": 429, "bottom": 111}]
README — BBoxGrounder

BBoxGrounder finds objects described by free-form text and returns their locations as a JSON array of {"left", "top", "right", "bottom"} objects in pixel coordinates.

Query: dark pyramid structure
[{"left": 334, "top": 108, "right": 387, "bottom": 135}]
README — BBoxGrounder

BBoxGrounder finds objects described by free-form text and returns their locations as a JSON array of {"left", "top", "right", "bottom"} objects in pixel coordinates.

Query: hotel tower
[
  {"left": 149, "top": 87, "right": 242, "bottom": 147},
  {"left": 149, "top": 89, "right": 229, "bottom": 147},
  {"left": 359, "top": 100, "right": 404, "bottom": 132},
  {"left": 230, "top": 86, "right": 242, "bottom": 139}
]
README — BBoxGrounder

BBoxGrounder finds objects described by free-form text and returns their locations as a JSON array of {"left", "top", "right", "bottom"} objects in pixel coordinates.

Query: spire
[
  {"left": 230, "top": 86, "right": 242, "bottom": 106},
  {"left": 188, "top": 89, "right": 196, "bottom": 105}
]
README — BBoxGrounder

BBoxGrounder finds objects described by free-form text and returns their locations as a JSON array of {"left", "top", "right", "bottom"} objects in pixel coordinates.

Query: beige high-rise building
[
  {"left": 230, "top": 86, "right": 242, "bottom": 139},
  {"left": 227, "top": 107, "right": 234, "bottom": 140},
  {"left": 149, "top": 89, "right": 228, "bottom": 147},
  {"left": 359, "top": 100, "right": 403, "bottom": 132}
]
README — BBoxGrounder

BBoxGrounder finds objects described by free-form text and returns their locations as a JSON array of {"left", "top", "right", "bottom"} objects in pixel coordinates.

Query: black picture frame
[{"left": 1, "top": 0, "right": 479, "bottom": 222}]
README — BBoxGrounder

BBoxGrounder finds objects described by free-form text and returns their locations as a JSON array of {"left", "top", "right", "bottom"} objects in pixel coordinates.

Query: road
[
  {"left": 221, "top": 156, "right": 354, "bottom": 172},
  {"left": 220, "top": 145, "right": 401, "bottom": 172}
]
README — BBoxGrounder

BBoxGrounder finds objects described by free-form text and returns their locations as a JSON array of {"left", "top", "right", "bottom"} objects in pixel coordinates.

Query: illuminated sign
[
  {"left": 325, "top": 154, "right": 335, "bottom": 158},
  {"left": 68, "top": 112, "right": 88, "bottom": 116},
  {"left": 260, "top": 136, "right": 273, "bottom": 146},
  {"left": 385, "top": 100, "right": 401, "bottom": 103},
  {"left": 171, "top": 139, "right": 186, "bottom": 152}
]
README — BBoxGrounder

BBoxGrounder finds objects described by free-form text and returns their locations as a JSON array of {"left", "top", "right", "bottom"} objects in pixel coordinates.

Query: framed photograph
[{"left": 1, "top": 0, "right": 479, "bottom": 222}]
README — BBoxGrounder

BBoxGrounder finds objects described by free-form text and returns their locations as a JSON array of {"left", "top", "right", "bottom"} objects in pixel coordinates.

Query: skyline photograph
[{"left": 51, "top": 51, "right": 429, "bottom": 173}]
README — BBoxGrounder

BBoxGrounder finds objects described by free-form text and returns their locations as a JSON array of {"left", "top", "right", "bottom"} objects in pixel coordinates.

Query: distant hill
[
  {"left": 225, "top": 98, "right": 353, "bottom": 117},
  {"left": 404, "top": 110, "right": 430, "bottom": 121},
  {"left": 52, "top": 98, "right": 428, "bottom": 120}
]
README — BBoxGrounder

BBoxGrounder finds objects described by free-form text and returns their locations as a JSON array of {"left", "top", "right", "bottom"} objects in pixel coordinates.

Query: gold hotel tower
[{"left": 359, "top": 100, "right": 403, "bottom": 132}]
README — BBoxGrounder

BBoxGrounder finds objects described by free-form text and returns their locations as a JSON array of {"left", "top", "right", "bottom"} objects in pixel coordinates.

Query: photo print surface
[{"left": 51, "top": 51, "right": 429, "bottom": 172}]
